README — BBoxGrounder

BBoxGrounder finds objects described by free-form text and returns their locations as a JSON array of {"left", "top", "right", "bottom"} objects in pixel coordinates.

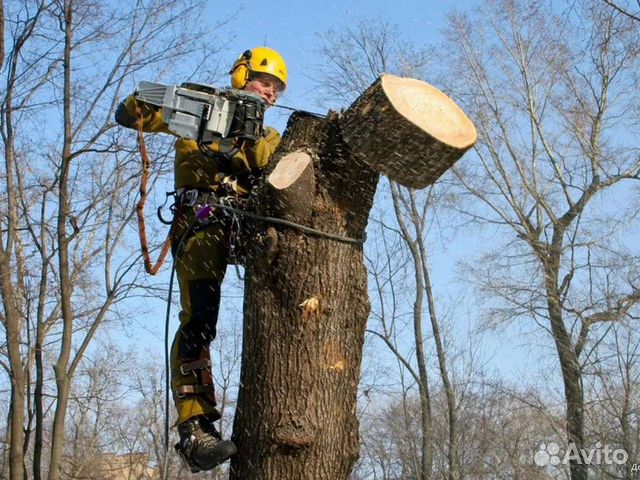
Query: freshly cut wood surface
[
  {"left": 264, "top": 150, "right": 315, "bottom": 224},
  {"left": 268, "top": 151, "right": 312, "bottom": 190},
  {"left": 341, "top": 74, "right": 477, "bottom": 189}
]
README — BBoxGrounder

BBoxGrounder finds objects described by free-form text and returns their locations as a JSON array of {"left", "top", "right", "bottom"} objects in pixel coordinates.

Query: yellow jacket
[{"left": 115, "top": 94, "right": 280, "bottom": 194}]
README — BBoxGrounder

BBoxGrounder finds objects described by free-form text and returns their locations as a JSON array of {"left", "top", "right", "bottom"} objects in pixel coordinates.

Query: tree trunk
[
  {"left": 0, "top": 198, "right": 25, "bottom": 480},
  {"left": 232, "top": 75, "right": 476, "bottom": 479},
  {"left": 418, "top": 234, "right": 458, "bottom": 480},
  {"left": 231, "top": 112, "right": 378, "bottom": 479},
  {"left": 544, "top": 262, "right": 586, "bottom": 480},
  {"left": 49, "top": 2, "right": 74, "bottom": 479},
  {"left": 0, "top": 10, "right": 25, "bottom": 474},
  {"left": 0, "top": 253, "right": 24, "bottom": 480},
  {"left": 390, "top": 185, "right": 433, "bottom": 480},
  {"left": 8, "top": 377, "right": 25, "bottom": 480},
  {"left": 620, "top": 376, "right": 633, "bottom": 480},
  {"left": 33, "top": 334, "right": 44, "bottom": 480}
]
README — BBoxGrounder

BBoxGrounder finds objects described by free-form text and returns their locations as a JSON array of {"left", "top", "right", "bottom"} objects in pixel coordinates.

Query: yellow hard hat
[{"left": 229, "top": 47, "right": 288, "bottom": 90}]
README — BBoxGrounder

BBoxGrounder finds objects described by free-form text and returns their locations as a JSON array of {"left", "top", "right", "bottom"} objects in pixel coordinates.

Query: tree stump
[{"left": 231, "top": 75, "right": 476, "bottom": 479}]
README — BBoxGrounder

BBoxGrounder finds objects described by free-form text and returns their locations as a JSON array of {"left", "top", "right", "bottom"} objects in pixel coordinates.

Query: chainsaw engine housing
[{"left": 135, "top": 81, "right": 266, "bottom": 143}]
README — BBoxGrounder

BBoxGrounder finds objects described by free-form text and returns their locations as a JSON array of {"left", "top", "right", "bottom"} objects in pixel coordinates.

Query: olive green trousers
[{"left": 170, "top": 207, "right": 229, "bottom": 425}]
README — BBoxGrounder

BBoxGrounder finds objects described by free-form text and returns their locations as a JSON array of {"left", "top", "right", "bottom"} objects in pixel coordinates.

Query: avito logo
[{"left": 534, "top": 442, "right": 628, "bottom": 467}]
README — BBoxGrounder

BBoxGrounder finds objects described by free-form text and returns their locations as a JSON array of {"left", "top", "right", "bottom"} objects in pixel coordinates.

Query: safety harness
[
  {"left": 173, "top": 188, "right": 248, "bottom": 269},
  {"left": 135, "top": 107, "right": 174, "bottom": 275},
  {"left": 135, "top": 107, "right": 256, "bottom": 275}
]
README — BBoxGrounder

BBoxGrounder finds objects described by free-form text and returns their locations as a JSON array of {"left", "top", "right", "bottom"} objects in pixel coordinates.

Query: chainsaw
[{"left": 134, "top": 81, "right": 266, "bottom": 144}]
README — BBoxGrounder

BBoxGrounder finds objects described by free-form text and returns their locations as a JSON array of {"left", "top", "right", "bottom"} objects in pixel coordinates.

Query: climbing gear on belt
[
  {"left": 157, "top": 191, "right": 177, "bottom": 225},
  {"left": 175, "top": 188, "right": 217, "bottom": 209},
  {"left": 173, "top": 188, "right": 249, "bottom": 270}
]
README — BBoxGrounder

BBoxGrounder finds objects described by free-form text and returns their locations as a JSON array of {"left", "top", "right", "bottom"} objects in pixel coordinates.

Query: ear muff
[{"left": 230, "top": 50, "right": 252, "bottom": 89}]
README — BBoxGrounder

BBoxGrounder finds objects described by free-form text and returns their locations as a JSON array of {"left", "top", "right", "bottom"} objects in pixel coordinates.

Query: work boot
[{"left": 175, "top": 416, "right": 237, "bottom": 473}]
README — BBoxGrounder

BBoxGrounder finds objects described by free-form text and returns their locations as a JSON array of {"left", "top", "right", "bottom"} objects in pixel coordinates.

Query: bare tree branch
[{"left": 602, "top": 0, "right": 640, "bottom": 21}]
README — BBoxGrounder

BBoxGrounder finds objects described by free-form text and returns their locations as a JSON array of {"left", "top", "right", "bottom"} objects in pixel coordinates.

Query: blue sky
[{"left": 208, "top": 0, "right": 469, "bottom": 129}]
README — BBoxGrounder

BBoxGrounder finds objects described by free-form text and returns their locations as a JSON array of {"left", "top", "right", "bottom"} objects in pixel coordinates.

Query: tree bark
[
  {"left": 544, "top": 261, "right": 587, "bottom": 480},
  {"left": 231, "top": 112, "right": 378, "bottom": 479}
]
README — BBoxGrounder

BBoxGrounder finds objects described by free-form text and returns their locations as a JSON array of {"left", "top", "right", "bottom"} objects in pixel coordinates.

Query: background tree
[
  {"left": 440, "top": 1, "right": 640, "bottom": 479},
  {"left": 603, "top": 0, "right": 640, "bottom": 21},
  {"left": 0, "top": 1, "right": 226, "bottom": 479},
  {"left": 586, "top": 320, "right": 640, "bottom": 479}
]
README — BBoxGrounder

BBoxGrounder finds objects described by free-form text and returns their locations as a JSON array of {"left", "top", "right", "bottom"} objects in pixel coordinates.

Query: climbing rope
[
  {"left": 195, "top": 198, "right": 366, "bottom": 245},
  {"left": 160, "top": 217, "right": 200, "bottom": 480},
  {"left": 135, "top": 107, "right": 173, "bottom": 275},
  {"left": 161, "top": 259, "right": 175, "bottom": 480}
]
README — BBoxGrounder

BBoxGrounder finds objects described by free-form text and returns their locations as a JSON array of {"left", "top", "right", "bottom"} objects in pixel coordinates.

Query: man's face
[{"left": 243, "top": 73, "right": 284, "bottom": 105}]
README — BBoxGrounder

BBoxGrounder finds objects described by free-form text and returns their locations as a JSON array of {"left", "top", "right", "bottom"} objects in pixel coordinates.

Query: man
[{"left": 115, "top": 47, "right": 287, "bottom": 472}]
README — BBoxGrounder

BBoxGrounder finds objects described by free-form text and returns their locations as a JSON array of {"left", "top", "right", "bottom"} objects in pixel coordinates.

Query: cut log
[{"left": 341, "top": 74, "right": 477, "bottom": 189}]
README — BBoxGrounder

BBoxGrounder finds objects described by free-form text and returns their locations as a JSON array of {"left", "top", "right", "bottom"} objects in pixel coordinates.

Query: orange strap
[{"left": 135, "top": 107, "right": 172, "bottom": 275}]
